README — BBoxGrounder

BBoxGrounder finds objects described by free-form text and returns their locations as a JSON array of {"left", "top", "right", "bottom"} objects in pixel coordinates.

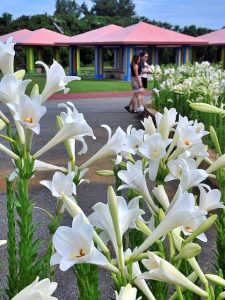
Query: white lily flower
[
  {"left": 89, "top": 195, "right": 144, "bottom": 255},
  {"left": 138, "top": 133, "right": 171, "bottom": 181},
  {"left": 177, "top": 126, "right": 203, "bottom": 149},
  {"left": 80, "top": 126, "right": 132, "bottom": 169},
  {"left": 152, "top": 185, "right": 170, "bottom": 211},
  {"left": 141, "top": 252, "right": 207, "bottom": 298},
  {"left": 141, "top": 116, "right": 156, "bottom": 135},
  {"left": 50, "top": 214, "right": 108, "bottom": 271},
  {"left": 11, "top": 277, "right": 57, "bottom": 300},
  {"left": 117, "top": 160, "right": 158, "bottom": 215},
  {"left": 165, "top": 158, "right": 208, "bottom": 191},
  {"left": 0, "top": 37, "right": 15, "bottom": 75},
  {"left": 58, "top": 101, "right": 95, "bottom": 159},
  {"left": 40, "top": 171, "right": 76, "bottom": 198},
  {"left": 8, "top": 95, "right": 46, "bottom": 134},
  {"left": 125, "top": 126, "right": 145, "bottom": 149},
  {"left": 0, "top": 74, "right": 31, "bottom": 105},
  {"left": 133, "top": 188, "right": 206, "bottom": 257},
  {"left": 181, "top": 215, "right": 207, "bottom": 242},
  {"left": 185, "top": 143, "right": 209, "bottom": 158},
  {"left": 125, "top": 249, "right": 156, "bottom": 300},
  {"left": 115, "top": 284, "right": 141, "bottom": 300},
  {"left": 36, "top": 60, "right": 80, "bottom": 103},
  {"left": 33, "top": 121, "right": 93, "bottom": 159},
  {"left": 199, "top": 186, "right": 224, "bottom": 212}
]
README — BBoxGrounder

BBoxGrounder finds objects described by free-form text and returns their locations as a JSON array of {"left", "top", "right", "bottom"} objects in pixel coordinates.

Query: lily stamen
[
  {"left": 76, "top": 249, "right": 86, "bottom": 258},
  {"left": 24, "top": 117, "right": 33, "bottom": 123}
]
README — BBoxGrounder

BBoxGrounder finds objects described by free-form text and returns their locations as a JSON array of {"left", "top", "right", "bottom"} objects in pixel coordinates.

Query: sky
[{"left": 0, "top": 0, "right": 225, "bottom": 30}]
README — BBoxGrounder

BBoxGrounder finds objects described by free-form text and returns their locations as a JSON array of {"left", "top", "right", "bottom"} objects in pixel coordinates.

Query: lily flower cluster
[{"left": 1, "top": 37, "right": 225, "bottom": 299}]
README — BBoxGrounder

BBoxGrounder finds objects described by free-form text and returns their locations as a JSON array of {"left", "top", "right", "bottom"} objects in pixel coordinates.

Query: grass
[{"left": 24, "top": 74, "right": 132, "bottom": 94}]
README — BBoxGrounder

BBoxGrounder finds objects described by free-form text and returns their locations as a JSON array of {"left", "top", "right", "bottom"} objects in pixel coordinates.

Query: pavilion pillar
[
  {"left": 114, "top": 48, "right": 120, "bottom": 69},
  {"left": 54, "top": 47, "right": 60, "bottom": 62},
  {"left": 221, "top": 47, "right": 225, "bottom": 69},
  {"left": 37, "top": 47, "right": 42, "bottom": 61},
  {"left": 69, "top": 46, "right": 80, "bottom": 76},
  {"left": 182, "top": 46, "right": 192, "bottom": 64},
  {"left": 192, "top": 47, "right": 196, "bottom": 63},
  {"left": 149, "top": 47, "right": 159, "bottom": 65},
  {"left": 175, "top": 48, "right": 182, "bottom": 66},
  {"left": 26, "top": 46, "right": 35, "bottom": 74},
  {"left": 94, "top": 46, "right": 104, "bottom": 79},
  {"left": 123, "top": 46, "right": 134, "bottom": 81}
]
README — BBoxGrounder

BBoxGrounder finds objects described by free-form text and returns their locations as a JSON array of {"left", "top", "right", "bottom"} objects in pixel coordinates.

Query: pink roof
[
  {"left": 16, "top": 28, "right": 69, "bottom": 46},
  {"left": 58, "top": 24, "right": 123, "bottom": 45},
  {"left": 199, "top": 29, "right": 225, "bottom": 45},
  {"left": 58, "top": 22, "right": 207, "bottom": 46},
  {"left": 0, "top": 29, "right": 31, "bottom": 43}
]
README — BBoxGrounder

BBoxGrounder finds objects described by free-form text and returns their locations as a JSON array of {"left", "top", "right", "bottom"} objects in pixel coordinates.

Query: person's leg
[
  {"left": 124, "top": 97, "right": 133, "bottom": 111},
  {"left": 137, "top": 91, "right": 144, "bottom": 112},
  {"left": 131, "top": 93, "right": 138, "bottom": 112}
]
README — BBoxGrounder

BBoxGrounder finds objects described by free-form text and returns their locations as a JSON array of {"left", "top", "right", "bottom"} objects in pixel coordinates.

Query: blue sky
[{"left": 1, "top": 0, "right": 224, "bottom": 29}]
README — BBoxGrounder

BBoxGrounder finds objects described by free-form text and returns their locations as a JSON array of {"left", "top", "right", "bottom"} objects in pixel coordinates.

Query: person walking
[{"left": 124, "top": 54, "right": 143, "bottom": 113}]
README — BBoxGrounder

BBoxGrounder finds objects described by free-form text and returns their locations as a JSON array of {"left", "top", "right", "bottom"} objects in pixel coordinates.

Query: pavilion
[
  {"left": 199, "top": 29, "right": 225, "bottom": 68},
  {"left": 0, "top": 28, "right": 69, "bottom": 73},
  {"left": 58, "top": 21, "right": 207, "bottom": 81}
]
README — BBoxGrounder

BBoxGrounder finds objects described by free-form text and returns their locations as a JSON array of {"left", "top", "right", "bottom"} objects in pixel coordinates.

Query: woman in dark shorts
[{"left": 124, "top": 54, "right": 144, "bottom": 113}]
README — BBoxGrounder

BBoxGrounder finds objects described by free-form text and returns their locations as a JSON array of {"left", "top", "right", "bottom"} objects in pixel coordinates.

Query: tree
[
  {"left": 91, "top": 0, "right": 118, "bottom": 17},
  {"left": 55, "top": 0, "right": 81, "bottom": 17},
  {"left": 116, "top": 0, "right": 136, "bottom": 18},
  {"left": 0, "top": 13, "right": 13, "bottom": 34}
]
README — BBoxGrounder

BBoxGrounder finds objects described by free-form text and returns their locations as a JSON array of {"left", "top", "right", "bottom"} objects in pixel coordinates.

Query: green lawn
[{"left": 24, "top": 74, "right": 132, "bottom": 94}]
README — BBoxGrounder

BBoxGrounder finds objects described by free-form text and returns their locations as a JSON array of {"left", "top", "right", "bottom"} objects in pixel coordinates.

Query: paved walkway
[{"left": 49, "top": 90, "right": 151, "bottom": 100}]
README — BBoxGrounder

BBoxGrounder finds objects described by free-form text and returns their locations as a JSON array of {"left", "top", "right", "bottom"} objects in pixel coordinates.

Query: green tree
[
  {"left": 116, "top": 0, "right": 136, "bottom": 18},
  {"left": 91, "top": 0, "right": 118, "bottom": 17},
  {"left": 55, "top": 0, "right": 81, "bottom": 17},
  {"left": 0, "top": 13, "right": 13, "bottom": 34}
]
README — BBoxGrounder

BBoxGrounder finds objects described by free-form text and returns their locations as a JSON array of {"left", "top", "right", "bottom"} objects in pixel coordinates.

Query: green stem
[
  {"left": 176, "top": 285, "right": 184, "bottom": 300},
  {"left": 6, "top": 179, "right": 18, "bottom": 298},
  {"left": 0, "top": 133, "right": 15, "bottom": 143}
]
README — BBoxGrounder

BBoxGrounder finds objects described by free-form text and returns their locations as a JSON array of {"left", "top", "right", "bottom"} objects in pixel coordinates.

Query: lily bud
[
  {"left": 207, "top": 154, "right": 225, "bottom": 174},
  {"left": 96, "top": 170, "right": 114, "bottom": 176},
  {"left": 0, "top": 143, "right": 19, "bottom": 160},
  {"left": 210, "top": 126, "right": 222, "bottom": 156},
  {"left": 152, "top": 185, "right": 170, "bottom": 210},
  {"left": 0, "top": 111, "right": 9, "bottom": 124},
  {"left": 141, "top": 116, "right": 156, "bottom": 135},
  {"left": 159, "top": 108, "right": 170, "bottom": 140},
  {"left": 219, "top": 291, "right": 225, "bottom": 299},
  {"left": 136, "top": 219, "right": 152, "bottom": 236},
  {"left": 180, "top": 243, "right": 201, "bottom": 259},
  {"left": 108, "top": 186, "right": 122, "bottom": 247},
  {"left": 206, "top": 274, "right": 225, "bottom": 288},
  {"left": 14, "top": 69, "right": 25, "bottom": 80},
  {"left": 0, "top": 119, "right": 6, "bottom": 130},
  {"left": 30, "top": 83, "right": 39, "bottom": 99},
  {"left": 190, "top": 102, "right": 225, "bottom": 114}
]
